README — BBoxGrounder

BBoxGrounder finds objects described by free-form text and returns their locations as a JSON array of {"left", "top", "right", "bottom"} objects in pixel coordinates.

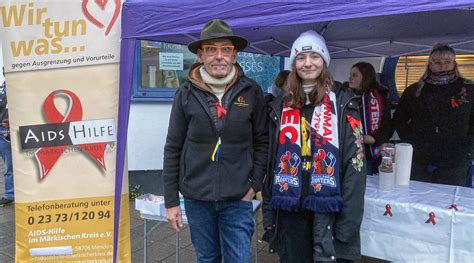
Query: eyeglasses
[{"left": 201, "top": 45, "right": 235, "bottom": 56}]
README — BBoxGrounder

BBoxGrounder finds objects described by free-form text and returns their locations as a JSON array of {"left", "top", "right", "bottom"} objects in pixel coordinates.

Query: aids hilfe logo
[
  {"left": 19, "top": 90, "right": 116, "bottom": 180},
  {"left": 82, "top": 0, "right": 121, "bottom": 36}
]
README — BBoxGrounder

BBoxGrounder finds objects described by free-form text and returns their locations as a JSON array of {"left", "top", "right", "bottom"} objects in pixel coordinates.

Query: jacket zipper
[
  {"left": 207, "top": 84, "right": 251, "bottom": 200},
  {"left": 339, "top": 95, "right": 357, "bottom": 143},
  {"left": 214, "top": 94, "right": 223, "bottom": 200},
  {"left": 269, "top": 107, "right": 280, "bottom": 174},
  {"left": 213, "top": 93, "right": 229, "bottom": 200}
]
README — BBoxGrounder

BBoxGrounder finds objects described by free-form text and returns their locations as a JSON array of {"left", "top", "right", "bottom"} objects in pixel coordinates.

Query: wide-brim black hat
[{"left": 188, "top": 19, "right": 248, "bottom": 54}]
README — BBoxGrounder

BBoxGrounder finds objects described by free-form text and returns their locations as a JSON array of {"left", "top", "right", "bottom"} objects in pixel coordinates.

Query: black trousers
[{"left": 276, "top": 210, "right": 353, "bottom": 263}]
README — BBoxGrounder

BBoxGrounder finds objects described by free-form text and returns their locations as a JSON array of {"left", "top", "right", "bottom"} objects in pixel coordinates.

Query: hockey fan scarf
[{"left": 271, "top": 91, "right": 342, "bottom": 212}]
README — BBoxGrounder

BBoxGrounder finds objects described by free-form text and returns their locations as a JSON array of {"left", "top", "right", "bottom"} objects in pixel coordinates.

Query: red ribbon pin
[
  {"left": 215, "top": 102, "right": 227, "bottom": 119},
  {"left": 383, "top": 204, "right": 393, "bottom": 217},
  {"left": 451, "top": 97, "right": 459, "bottom": 109},
  {"left": 449, "top": 204, "right": 458, "bottom": 211},
  {"left": 425, "top": 212, "right": 436, "bottom": 225},
  {"left": 35, "top": 90, "right": 109, "bottom": 179}
]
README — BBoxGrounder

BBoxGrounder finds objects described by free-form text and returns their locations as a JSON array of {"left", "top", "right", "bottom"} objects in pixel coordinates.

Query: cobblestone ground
[{"left": 0, "top": 160, "right": 385, "bottom": 262}]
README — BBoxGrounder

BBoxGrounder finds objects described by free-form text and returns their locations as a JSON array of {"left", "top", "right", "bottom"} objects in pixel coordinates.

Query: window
[
  {"left": 132, "top": 40, "right": 283, "bottom": 101},
  {"left": 395, "top": 55, "right": 474, "bottom": 95}
]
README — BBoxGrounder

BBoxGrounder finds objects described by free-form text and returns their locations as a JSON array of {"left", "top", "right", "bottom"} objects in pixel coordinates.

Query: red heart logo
[
  {"left": 82, "top": 0, "right": 121, "bottom": 36},
  {"left": 95, "top": 0, "right": 108, "bottom": 10}
]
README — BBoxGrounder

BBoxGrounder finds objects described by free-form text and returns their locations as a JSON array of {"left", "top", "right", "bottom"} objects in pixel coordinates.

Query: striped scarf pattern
[{"left": 271, "top": 91, "right": 343, "bottom": 212}]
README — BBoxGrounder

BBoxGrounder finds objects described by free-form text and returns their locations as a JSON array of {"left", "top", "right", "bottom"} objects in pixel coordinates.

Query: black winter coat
[
  {"left": 343, "top": 83, "right": 393, "bottom": 161},
  {"left": 262, "top": 84, "right": 367, "bottom": 261},
  {"left": 163, "top": 65, "right": 268, "bottom": 208},
  {"left": 393, "top": 78, "right": 474, "bottom": 167}
]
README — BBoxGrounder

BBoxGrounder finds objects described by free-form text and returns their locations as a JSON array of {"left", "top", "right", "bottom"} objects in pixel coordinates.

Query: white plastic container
[{"left": 395, "top": 143, "right": 413, "bottom": 186}]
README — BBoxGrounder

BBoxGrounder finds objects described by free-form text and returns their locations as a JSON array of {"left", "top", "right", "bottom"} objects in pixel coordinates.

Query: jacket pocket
[
  {"left": 313, "top": 213, "right": 337, "bottom": 260},
  {"left": 179, "top": 142, "right": 214, "bottom": 200},
  {"left": 219, "top": 144, "right": 252, "bottom": 199}
]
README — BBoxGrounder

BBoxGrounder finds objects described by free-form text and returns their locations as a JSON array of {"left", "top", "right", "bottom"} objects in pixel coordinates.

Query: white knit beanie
[{"left": 289, "top": 30, "right": 330, "bottom": 66}]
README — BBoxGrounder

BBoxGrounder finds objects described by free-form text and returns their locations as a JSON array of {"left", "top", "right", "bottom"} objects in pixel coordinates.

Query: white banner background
[{"left": 0, "top": 0, "right": 121, "bottom": 72}]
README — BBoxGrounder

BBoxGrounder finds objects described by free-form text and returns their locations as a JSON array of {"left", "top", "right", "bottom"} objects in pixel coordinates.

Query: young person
[
  {"left": 348, "top": 62, "right": 392, "bottom": 175},
  {"left": 0, "top": 67, "right": 13, "bottom": 207},
  {"left": 262, "top": 30, "right": 366, "bottom": 263}
]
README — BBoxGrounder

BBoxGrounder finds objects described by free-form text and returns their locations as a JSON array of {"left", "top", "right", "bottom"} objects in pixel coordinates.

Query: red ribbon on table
[
  {"left": 35, "top": 90, "right": 108, "bottom": 179},
  {"left": 215, "top": 102, "right": 227, "bottom": 119},
  {"left": 383, "top": 204, "right": 392, "bottom": 217},
  {"left": 449, "top": 204, "right": 458, "bottom": 211},
  {"left": 425, "top": 212, "right": 436, "bottom": 225}
]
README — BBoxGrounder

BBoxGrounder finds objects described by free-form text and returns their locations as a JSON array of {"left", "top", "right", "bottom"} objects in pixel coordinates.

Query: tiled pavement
[
  {"left": 0, "top": 159, "right": 281, "bottom": 263},
  {"left": 0, "top": 161, "right": 383, "bottom": 263}
]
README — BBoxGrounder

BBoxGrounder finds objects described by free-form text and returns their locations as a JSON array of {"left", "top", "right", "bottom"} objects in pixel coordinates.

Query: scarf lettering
[
  {"left": 370, "top": 97, "right": 380, "bottom": 132},
  {"left": 311, "top": 176, "right": 336, "bottom": 187},
  {"left": 363, "top": 91, "right": 383, "bottom": 136},
  {"left": 279, "top": 108, "right": 300, "bottom": 144},
  {"left": 271, "top": 92, "right": 342, "bottom": 212},
  {"left": 313, "top": 95, "right": 334, "bottom": 147},
  {"left": 322, "top": 96, "right": 333, "bottom": 143}
]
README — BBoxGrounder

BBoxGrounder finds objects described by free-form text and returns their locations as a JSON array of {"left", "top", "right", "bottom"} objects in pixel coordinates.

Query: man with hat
[{"left": 163, "top": 19, "right": 268, "bottom": 262}]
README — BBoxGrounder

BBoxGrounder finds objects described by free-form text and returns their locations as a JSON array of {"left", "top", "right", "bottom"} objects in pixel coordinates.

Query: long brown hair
[
  {"left": 284, "top": 61, "right": 333, "bottom": 108},
  {"left": 352, "top": 62, "right": 387, "bottom": 97}
]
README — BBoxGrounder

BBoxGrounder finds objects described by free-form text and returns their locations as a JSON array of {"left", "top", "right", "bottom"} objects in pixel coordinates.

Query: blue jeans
[
  {"left": 0, "top": 138, "right": 13, "bottom": 200},
  {"left": 184, "top": 199, "right": 255, "bottom": 263}
]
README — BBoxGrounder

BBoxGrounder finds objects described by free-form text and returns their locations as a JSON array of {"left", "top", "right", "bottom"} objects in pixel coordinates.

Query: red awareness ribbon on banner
[
  {"left": 215, "top": 102, "right": 227, "bottom": 119},
  {"left": 449, "top": 204, "right": 458, "bottom": 211},
  {"left": 425, "top": 212, "right": 436, "bottom": 225},
  {"left": 35, "top": 90, "right": 108, "bottom": 179},
  {"left": 383, "top": 204, "right": 393, "bottom": 217}
]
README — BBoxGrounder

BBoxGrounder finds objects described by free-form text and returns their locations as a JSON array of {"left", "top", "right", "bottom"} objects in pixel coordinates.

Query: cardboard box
[{"left": 135, "top": 194, "right": 165, "bottom": 216}]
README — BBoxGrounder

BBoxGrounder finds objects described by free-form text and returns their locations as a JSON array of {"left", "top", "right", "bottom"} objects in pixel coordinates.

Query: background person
[
  {"left": 266, "top": 70, "right": 290, "bottom": 99},
  {"left": 162, "top": 19, "right": 268, "bottom": 262},
  {"left": 0, "top": 67, "right": 13, "bottom": 207},
  {"left": 393, "top": 44, "right": 473, "bottom": 186},
  {"left": 262, "top": 30, "right": 366, "bottom": 263},
  {"left": 348, "top": 62, "right": 393, "bottom": 175}
]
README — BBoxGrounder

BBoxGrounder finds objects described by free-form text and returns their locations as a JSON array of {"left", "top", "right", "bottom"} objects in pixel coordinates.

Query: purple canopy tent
[{"left": 113, "top": 1, "right": 474, "bottom": 261}]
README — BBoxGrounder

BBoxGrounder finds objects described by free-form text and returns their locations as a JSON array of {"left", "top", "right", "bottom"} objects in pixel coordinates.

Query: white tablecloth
[{"left": 361, "top": 176, "right": 474, "bottom": 263}]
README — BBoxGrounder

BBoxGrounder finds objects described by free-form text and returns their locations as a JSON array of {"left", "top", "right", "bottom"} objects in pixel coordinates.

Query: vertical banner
[{"left": 0, "top": 1, "right": 130, "bottom": 262}]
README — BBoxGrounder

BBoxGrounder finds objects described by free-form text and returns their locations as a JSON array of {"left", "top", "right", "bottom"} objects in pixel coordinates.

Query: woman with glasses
[{"left": 393, "top": 44, "right": 473, "bottom": 186}]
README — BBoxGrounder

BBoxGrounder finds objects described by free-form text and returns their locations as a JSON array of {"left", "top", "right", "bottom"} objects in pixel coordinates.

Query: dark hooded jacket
[
  {"left": 262, "top": 83, "right": 367, "bottom": 261},
  {"left": 163, "top": 63, "right": 268, "bottom": 208},
  {"left": 0, "top": 80, "right": 9, "bottom": 140},
  {"left": 342, "top": 82, "right": 393, "bottom": 161}
]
